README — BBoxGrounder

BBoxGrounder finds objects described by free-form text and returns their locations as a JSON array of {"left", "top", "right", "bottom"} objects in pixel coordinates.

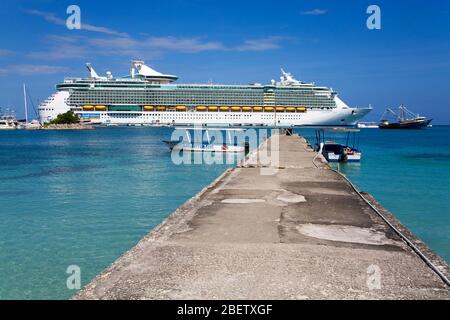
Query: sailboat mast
[{"left": 23, "top": 83, "right": 28, "bottom": 124}]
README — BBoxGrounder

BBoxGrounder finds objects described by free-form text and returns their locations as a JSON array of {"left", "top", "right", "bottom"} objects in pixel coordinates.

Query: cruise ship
[{"left": 38, "top": 60, "right": 371, "bottom": 127}]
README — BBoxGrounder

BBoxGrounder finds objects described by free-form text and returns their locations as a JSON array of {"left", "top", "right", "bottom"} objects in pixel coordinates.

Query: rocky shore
[{"left": 41, "top": 123, "right": 95, "bottom": 130}]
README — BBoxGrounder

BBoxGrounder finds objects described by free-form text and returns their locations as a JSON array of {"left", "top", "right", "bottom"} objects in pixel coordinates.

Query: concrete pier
[{"left": 75, "top": 134, "right": 450, "bottom": 299}]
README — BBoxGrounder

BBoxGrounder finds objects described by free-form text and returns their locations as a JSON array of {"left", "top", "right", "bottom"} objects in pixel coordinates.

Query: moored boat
[
  {"left": 315, "top": 128, "right": 362, "bottom": 163},
  {"left": 0, "top": 115, "right": 18, "bottom": 130},
  {"left": 163, "top": 127, "right": 248, "bottom": 154}
]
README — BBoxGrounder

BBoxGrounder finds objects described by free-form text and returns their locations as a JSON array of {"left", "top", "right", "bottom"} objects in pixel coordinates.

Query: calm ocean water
[
  {"left": 1, "top": 126, "right": 449, "bottom": 299},
  {"left": 0, "top": 127, "right": 232, "bottom": 300}
]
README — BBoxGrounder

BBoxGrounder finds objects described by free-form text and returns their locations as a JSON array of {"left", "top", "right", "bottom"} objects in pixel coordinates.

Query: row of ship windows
[
  {"left": 69, "top": 86, "right": 323, "bottom": 94},
  {"left": 70, "top": 95, "right": 321, "bottom": 101},
  {"left": 103, "top": 113, "right": 305, "bottom": 119},
  {"left": 70, "top": 92, "right": 323, "bottom": 97},
  {"left": 72, "top": 103, "right": 335, "bottom": 108},
  {"left": 71, "top": 93, "right": 264, "bottom": 97},
  {"left": 70, "top": 94, "right": 331, "bottom": 99}
]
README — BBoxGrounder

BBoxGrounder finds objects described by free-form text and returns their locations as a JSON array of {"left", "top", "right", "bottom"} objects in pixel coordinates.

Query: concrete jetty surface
[{"left": 75, "top": 134, "right": 450, "bottom": 299}]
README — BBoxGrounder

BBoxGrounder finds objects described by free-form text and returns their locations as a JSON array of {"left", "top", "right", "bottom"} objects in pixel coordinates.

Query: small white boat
[
  {"left": 164, "top": 127, "right": 247, "bottom": 154},
  {"left": 0, "top": 105, "right": 19, "bottom": 129},
  {"left": 357, "top": 122, "right": 379, "bottom": 129},
  {"left": 315, "top": 128, "right": 362, "bottom": 163},
  {"left": 321, "top": 142, "right": 362, "bottom": 162},
  {"left": 0, "top": 116, "right": 18, "bottom": 130},
  {"left": 167, "top": 142, "right": 245, "bottom": 153},
  {"left": 22, "top": 119, "right": 42, "bottom": 130}
]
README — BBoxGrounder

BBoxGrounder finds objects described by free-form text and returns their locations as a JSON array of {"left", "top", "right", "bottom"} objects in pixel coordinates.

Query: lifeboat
[
  {"left": 242, "top": 107, "right": 252, "bottom": 112},
  {"left": 264, "top": 107, "right": 274, "bottom": 112},
  {"left": 143, "top": 105, "right": 154, "bottom": 111},
  {"left": 231, "top": 106, "right": 241, "bottom": 112},
  {"left": 276, "top": 107, "right": 285, "bottom": 112},
  {"left": 208, "top": 106, "right": 218, "bottom": 111},
  {"left": 297, "top": 107, "right": 307, "bottom": 113},
  {"left": 286, "top": 107, "right": 296, "bottom": 112},
  {"left": 156, "top": 106, "right": 166, "bottom": 111},
  {"left": 176, "top": 106, "right": 187, "bottom": 111},
  {"left": 83, "top": 105, "right": 94, "bottom": 110},
  {"left": 253, "top": 107, "right": 263, "bottom": 112},
  {"left": 95, "top": 105, "right": 106, "bottom": 110},
  {"left": 196, "top": 106, "right": 207, "bottom": 111},
  {"left": 219, "top": 106, "right": 229, "bottom": 111}
]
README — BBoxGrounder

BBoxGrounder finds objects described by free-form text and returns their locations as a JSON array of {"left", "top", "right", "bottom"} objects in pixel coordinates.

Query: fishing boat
[
  {"left": 315, "top": 128, "right": 362, "bottom": 162},
  {"left": 379, "top": 105, "right": 431, "bottom": 129},
  {"left": 163, "top": 127, "right": 248, "bottom": 153}
]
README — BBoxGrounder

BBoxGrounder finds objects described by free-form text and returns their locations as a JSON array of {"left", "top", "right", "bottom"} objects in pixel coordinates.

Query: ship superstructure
[{"left": 38, "top": 60, "right": 371, "bottom": 126}]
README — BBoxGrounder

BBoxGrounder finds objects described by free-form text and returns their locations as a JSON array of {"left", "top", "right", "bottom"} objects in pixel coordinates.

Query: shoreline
[{"left": 40, "top": 123, "right": 95, "bottom": 130}]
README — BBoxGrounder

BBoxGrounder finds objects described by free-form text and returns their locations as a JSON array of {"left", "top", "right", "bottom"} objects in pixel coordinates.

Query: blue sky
[{"left": 1, "top": 0, "right": 449, "bottom": 123}]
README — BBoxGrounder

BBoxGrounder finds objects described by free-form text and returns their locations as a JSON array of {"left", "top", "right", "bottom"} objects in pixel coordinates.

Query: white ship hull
[
  {"left": 72, "top": 108, "right": 370, "bottom": 127},
  {"left": 39, "top": 92, "right": 371, "bottom": 127}
]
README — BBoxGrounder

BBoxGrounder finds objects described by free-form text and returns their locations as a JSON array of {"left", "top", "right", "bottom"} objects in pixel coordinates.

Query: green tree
[{"left": 49, "top": 111, "right": 80, "bottom": 124}]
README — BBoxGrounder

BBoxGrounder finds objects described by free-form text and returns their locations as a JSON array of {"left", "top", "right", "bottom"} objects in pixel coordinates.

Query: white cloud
[
  {"left": 145, "top": 37, "right": 225, "bottom": 53},
  {"left": 26, "top": 35, "right": 89, "bottom": 60},
  {"left": 301, "top": 9, "right": 328, "bottom": 15},
  {"left": 27, "top": 34, "right": 287, "bottom": 61},
  {"left": 234, "top": 37, "right": 284, "bottom": 52},
  {"left": 26, "top": 8, "right": 289, "bottom": 59},
  {"left": 0, "top": 49, "right": 13, "bottom": 56},
  {"left": 87, "top": 36, "right": 225, "bottom": 54},
  {"left": 0, "top": 64, "right": 69, "bottom": 76},
  {"left": 26, "top": 9, "right": 128, "bottom": 37}
]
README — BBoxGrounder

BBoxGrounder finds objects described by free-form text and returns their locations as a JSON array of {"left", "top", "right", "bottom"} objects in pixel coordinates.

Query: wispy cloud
[
  {"left": 27, "top": 34, "right": 288, "bottom": 61},
  {"left": 301, "top": 9, "right": 328, "bottom": 15},
  {"left": 26, "top": 35, "right": 89, "bottom": 60},
  {"left": 26, "top": 9, "right": 288, "bottom": 60},
  {"left": 0, "top": 64, "right": 69, "bottom": 76},
  {"left": 0, "top": 49, "right": 13, "bottom": 57},
  {"left": 234, "top": 37, "right": 285, "bottom": 52},
  {"left": 87, "top": 36, "right": 225, "bottom": 54},
  {"left": 26, "top": 9, "right": 128, "bottom": 37}
]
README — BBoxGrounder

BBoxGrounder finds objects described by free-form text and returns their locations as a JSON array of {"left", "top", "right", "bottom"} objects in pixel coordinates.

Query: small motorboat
[
  {"left": 379, "top": 105, "right": 432, "bottom": 129},
  {"left": 163, "top": 127, "right": 249, "bottom": 154},
  {"left": 315, "top": 128, "right": 362, "bottom": 163},
  {"left": 321, "top": 142, "right": 362, "bottom": 162}
]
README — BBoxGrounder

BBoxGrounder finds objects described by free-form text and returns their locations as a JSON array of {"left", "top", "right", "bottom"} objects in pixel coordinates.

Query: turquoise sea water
[
  {"left": 1, "top": 126, "right": 449, "bottom": 299},
  {"left": 297, "top": 126, "right": 450, "bottom": 265},
  {"left": 0, "top": 128, "right": 231, "bottom": 300}
]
